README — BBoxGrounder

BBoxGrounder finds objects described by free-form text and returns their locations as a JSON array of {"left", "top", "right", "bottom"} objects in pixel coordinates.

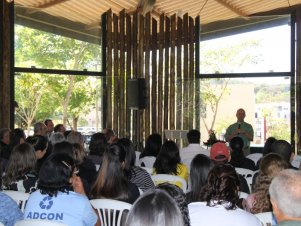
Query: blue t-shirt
[
  {"left": 24, "top": 190, "right": 97, "bottom": 226},
  {"left": 0, "top": 192, "right": 23, "bottom": 226}
]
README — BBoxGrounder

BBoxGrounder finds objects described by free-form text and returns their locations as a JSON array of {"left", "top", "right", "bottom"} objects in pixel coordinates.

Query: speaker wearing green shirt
[{"left": 225, "top": 108, "right": 254, "bottom": 156}]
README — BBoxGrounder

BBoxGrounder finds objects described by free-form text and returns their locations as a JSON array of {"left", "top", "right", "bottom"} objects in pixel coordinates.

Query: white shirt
[
  {"left": 188, "top": 202, "right": 261, "bottom": 226},
  {"left": 180, "top": 144, "right": 210, "bottom": 159}
]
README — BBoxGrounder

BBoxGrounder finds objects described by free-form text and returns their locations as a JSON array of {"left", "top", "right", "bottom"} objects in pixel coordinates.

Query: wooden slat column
[
  {"left": 296, "top": 9, "right": 301, "bottom": 153},
  {"left": 0, "top": 0, "right": 13, "bottom": 129}
]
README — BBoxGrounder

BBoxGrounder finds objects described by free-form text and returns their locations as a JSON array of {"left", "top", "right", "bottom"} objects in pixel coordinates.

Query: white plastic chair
[
  {"left": 239, "top": 191, "right": 248, "bottom": 199},
  {"left": 254, "top": 212, "right": 273, "bottom": 226},
  {"left": 140, "top": 167, "right": 153, "bottom": 174},
  {"left": 246, "top": 153, "right": 262, "bottom": 165},
  {"left": 139, "top": 156, "right": 156, "bottom": 168},
  {"left": 2, "top": 190, "right": 30, "bottom": 212},
  {"left": 135, "top": 151, "right": 141, "bottom": 166},
  {"left": 90, "top": 199, "right": 132, "bottom": 226},
  {"left": 235, "top": 167, "right": 254, "bottom": 191},
  {"left": 151, "top": 174, "right": 187, "bottom": 192},
  {"left": 15, "top": 219, "right": 67, "bottom": 226}
]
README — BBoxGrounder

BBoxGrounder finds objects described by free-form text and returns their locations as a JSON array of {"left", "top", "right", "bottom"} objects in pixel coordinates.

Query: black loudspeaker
[{"left": 127, "top": 78, "right": 147, "bottom": 110}]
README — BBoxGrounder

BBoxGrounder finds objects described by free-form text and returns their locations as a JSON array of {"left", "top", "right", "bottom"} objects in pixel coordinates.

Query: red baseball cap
[{"left": 210, "top": 142, "right": 230, "bottom": 161}]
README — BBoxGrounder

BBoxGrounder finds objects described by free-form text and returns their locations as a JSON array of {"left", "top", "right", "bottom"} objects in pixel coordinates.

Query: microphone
[{"left": 238, "top": 123, "right": 241, "bottom": 129}]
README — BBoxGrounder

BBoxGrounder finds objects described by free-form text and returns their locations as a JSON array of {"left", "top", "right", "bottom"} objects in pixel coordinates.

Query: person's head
[
  {"left": 269, "top": 169, "right": 301, "bottom": 222},
  {"left": 125, "top": 189, "right": 184, "bottom": 226},
  {"left": 26, "top": 135, "right": 48, "bottom": 160},
  {"left": 91, "top": 143, "right": 129, "bottom": 201},
  {"left": 49, "top": 132, "right": 65, "bottom": 146},
  {"left": 3, "top": 143, "right": 36, "bottom": 186},
  {"left": 116, "top": 138, "right": 136, "bottom": 178},
  {"left": 263, "top": 137, "right": 277, "bottom": 156},
  {"left": 236, "top": 108, "right": 246, "bottom": 122},
  {"left": 187, "top": 129, "right": 200, "bottom": 144},
  {"left": 73, "top": 143, "right": 86, "bottom": 164},
  {"left": 157, "top": 183, "right": 190, "bottom": 226},
  {"left": 67, "top": 131, "right": 84, "bottom": 146},
  {"left": 0, "top": 128, "right": 10, "bottom": 144},
  {"left": 271, "top": 140, "right": 294, "bottom": 163},
  {"left": 259, "top": 153, "right": 289, "bottom": 178},
  {"left": 53, "top": 124, "right": 66, "bottom": 133},
  {"left": 103, "top": 128, "right": 115, "bottom": 141},
  {"left": 189, "top": 154, "right": 214, "bottom": 202},
  {"left": 141, "top": 133, "right": 162, "bottom": 158},
  {"left": 210, "top": 142, "right": 230, "bottom": 165},
  {"left": 200, "top": 164, "right": 240, "bottom": 210},
  {"left": 10, "top": 128, "right": 26, "bottom": 147},
  {"left": 229, "top": 136, "right": 245, "bottom": 166},
  {"left": 153, "top": 140, "right": 180, "bottom": 175},
  {"left": 34, "top": 122, "right": 48, "bottom": 137},
  {"left": 44, "top": 119, "right": 54, "bottom": 134},
  {"left": 38, "top": 153, "right": 77, "bottom": 197},
  {"left": 89, "top": 132, "right": 107, "bottom": 156},
  {"left": 52, "top": 141, "right": 75, "bottom": 159}
]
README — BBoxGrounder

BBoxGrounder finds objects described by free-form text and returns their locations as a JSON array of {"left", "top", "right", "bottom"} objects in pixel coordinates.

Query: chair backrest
[
  {"left": 139, "top": 156, "right": 156, "bottom": 168},
  {"left": 135, "top": 151, "right": 141, "bottom": 166},
  {"left": 140, "top": 167, "right": 153, "bottom": 174},
  {"left": 151, "top": 174, "right": 187, "bottom": 193},
  {"left": 235, "top": 167, "right": 254, "bottom": 191},
  {"left": 15, "top": 220, "right": 68, "bottom": 226},
  {"left": 90, "top": 199, "right": 132, "bottom": 226},
  {"left": 246, "top": 153, "right": 262, "bottom": 165},
  {"left": 2, "top": 190, "right": 30, "bottom": 212},
  {"left": 254, "top": 212, "right": 273, "bottom": 226},
  {"left": 239, "top": 191, "right": 248, "bottom": 199}
]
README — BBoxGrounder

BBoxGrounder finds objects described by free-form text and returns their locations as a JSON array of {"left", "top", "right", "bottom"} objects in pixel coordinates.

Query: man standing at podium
[{"left": 225, "top": 108, "right": 254, "bottom": 156}]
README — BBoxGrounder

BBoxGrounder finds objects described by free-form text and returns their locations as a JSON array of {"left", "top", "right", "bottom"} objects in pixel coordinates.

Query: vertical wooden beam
[
  {"left": 101, "top": 12, "right": 107, "bottom": 130},
  {"left": 291, "top": 13, "right": 296, "bottom": 152},
  {"left": 119, "top": 10, "right": 126, "bottom": 138},
  {"left": 176, "top": 17, "right": 183, "bottom": 130},
  {"left": 189, "top": 16, "right": 195, "bottom": 128},
  {"left": 126, "top": 14, "right": 132, "bottom": 137},
  {"left": 132, "top": 12, "right": 138, "bottom": 143},
  {"left": 0, "top": 0, "right": 13, "bottom": 129},
  {"left": 145, "top": 12, "right": 151, "bottom": 138},
  {"left": 151, "top": 18, "right": 158, "bottom": 133},
  {"left": 113, "top": 14, "right": 119, "bottom": 133},
  {"left": 158, "top": 14, "right": 165, "bottom": 137},
  {"left": 164, "top": 17, "right": 170, "bottom": 131},
  {"left": 195, "top": 16, "right": 201, "bottom": 131},
  {"left": 106, "top": 9, "right": 113, "bottom": 128},
  {"left": 170, "top": 14, "right": 176, "bottom": 130},
  {"left": 183, "top": 13, "right": 189, "bottom": 129}
]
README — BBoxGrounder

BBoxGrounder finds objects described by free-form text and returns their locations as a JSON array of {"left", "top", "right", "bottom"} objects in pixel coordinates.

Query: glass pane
[
  {"left": 14, "top": 25, "right": 102, "bottom": 72},
  {"left": 200, "top": 25, "right": 291, "bottom": 73},
  {"left": 198, "top": 77, "right": 291, "bottom": 147},
  {"left": 15, "top": 73, "right": 104, "bottom": 136}
]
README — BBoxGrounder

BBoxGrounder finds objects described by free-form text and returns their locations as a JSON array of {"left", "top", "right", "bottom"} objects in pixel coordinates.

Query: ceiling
[{"left": 13, "top": 0, "right": 301, "bottom": 42}]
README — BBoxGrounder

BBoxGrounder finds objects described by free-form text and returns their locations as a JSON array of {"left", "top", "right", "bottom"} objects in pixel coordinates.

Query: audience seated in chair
[
  {"left": 139, "top": 133, "right": 162, "bottom": 167},
  {"left": 186, "top": 154, "right": 214, "bottom": 203},
  {"left": 269, "top": 169, "right": 301, "bottom": 225},
  {"left": 2, "top": 143, "right": 38, "bottom": 193},
  {"left": 91, "top": 143, "right": 140, "bottom": 204},
  {"left": 229, "top": 136, "right": 256, "bottom": 171},
  {"left": 2, "top": 128, "right": 26, "bottom": 161},
  {"left": 188, "top": 164, "right": 261, "bottom": 226},
  {"left": 153, "top": 140, "right": 188, "bottom": 187},
  {"left": 24, "top": 153, "right": 100, "bottom": 226},
  {"left": 244, "top": 153, "right": 289, "bottom": 214},
  {"left": 157, "top": 183, "right": 190, "bottom": 226},
  {"left": 125, "top": 189, "right": 184, "bottom": 226},
  {"left": 87, "top": 132, "right": 107, "bottom": 166},
  {"left": 117, "top": 138, "right": 155, "bottom": 192},
  {"left": 271, "top": 140, "right": 296, "bottom": 169}
]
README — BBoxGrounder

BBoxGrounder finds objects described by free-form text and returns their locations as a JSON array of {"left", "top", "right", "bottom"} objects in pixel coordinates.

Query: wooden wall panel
[{"left": 105, "top": 9, "right": 198, "bottom": 144}]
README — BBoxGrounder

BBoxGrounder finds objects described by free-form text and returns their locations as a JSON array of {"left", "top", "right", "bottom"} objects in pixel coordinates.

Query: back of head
[
  {"left": 189, "top": 154, "right": 213, "bottom": 202},
  {"left": 141, "top": 133, "right": 162, "bottom": 158},
  {"left": 38, "top": 153, "right": 75, "bottom": 196},
  {"left": 26, "top": 135, "right": 48, "bottom": 151},
  {"left": 0, "top": 128, "right": 10, "bottom": 141},
  {"left": 125, "top": 190, "right": 184, "bottom": 226},
  {"left": 210, "top": 142, "right": 230, "bottom": 164},
  {"left": 200, "top": 164, "right": 239, "bottom": 210},
  {"left": 259, "top": 153, "right": 289, "bottom": 178},
  {"left": 271, "top": 140, "right": 293, "bottom": 163},
  {"left": 229, "top": 136, "right": 244, "bottom": 152},
  {"left": 91, "top": 143, "right": 128, "bottom": 201},
  {"left": 263, "top": 137, "right": 277, "bottom": 156},
  {"left": 54, "top": 124, "right": 64, "bottom": 133},
  {"left": 229, "top": 137, "right": 245, "bottom": 166},
  {"left": 89, "top": 132, "right": 107, "bottom": 156},
  {"left": 153, "top": 140, "right": 180, "bottom": 175},
  {"left": 50, "top": 132, "right": 65, "bottom": 145},
  {"left": 10, "top": 128, "right": 26, "bottom": 146},
  {"left": 269, "top": 169, "right": 301, "bottom": 218},
  {"left": 103, "top": 128, "right": 115, "bottom": 141},
  {"left": 157, "top": 183, "right": 190, "bottom": 226},
  {"left": 52, "top": 141, "right": 75, "bottom": 159},
  {"left": 187, "top": 129, "right": 200, "bottom": 144},
  {"left": 67, "top": 131, "right": 84, "bottom": 144},
  {"left": 117, "top": 138, "right": 135, "bottom": 176}
]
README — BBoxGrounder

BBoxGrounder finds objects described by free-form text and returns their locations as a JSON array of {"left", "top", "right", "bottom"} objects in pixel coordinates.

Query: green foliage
[
  {"left": 267, "top": 118, "right": 290, "bottom": 141},
  {"left": 255, "top": 84, "right": 290, "bottom": 103}
]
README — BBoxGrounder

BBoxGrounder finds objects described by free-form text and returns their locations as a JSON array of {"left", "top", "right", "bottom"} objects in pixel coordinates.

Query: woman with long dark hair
[
  {"left": 188, "top": 164, "right": 261, "bottom": 226},
  {"left": 139, "top": 133, "right": 162, "bottom": 167},
  {"left": 91, "top": 143, "right": 139, "bottom": 204}
]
